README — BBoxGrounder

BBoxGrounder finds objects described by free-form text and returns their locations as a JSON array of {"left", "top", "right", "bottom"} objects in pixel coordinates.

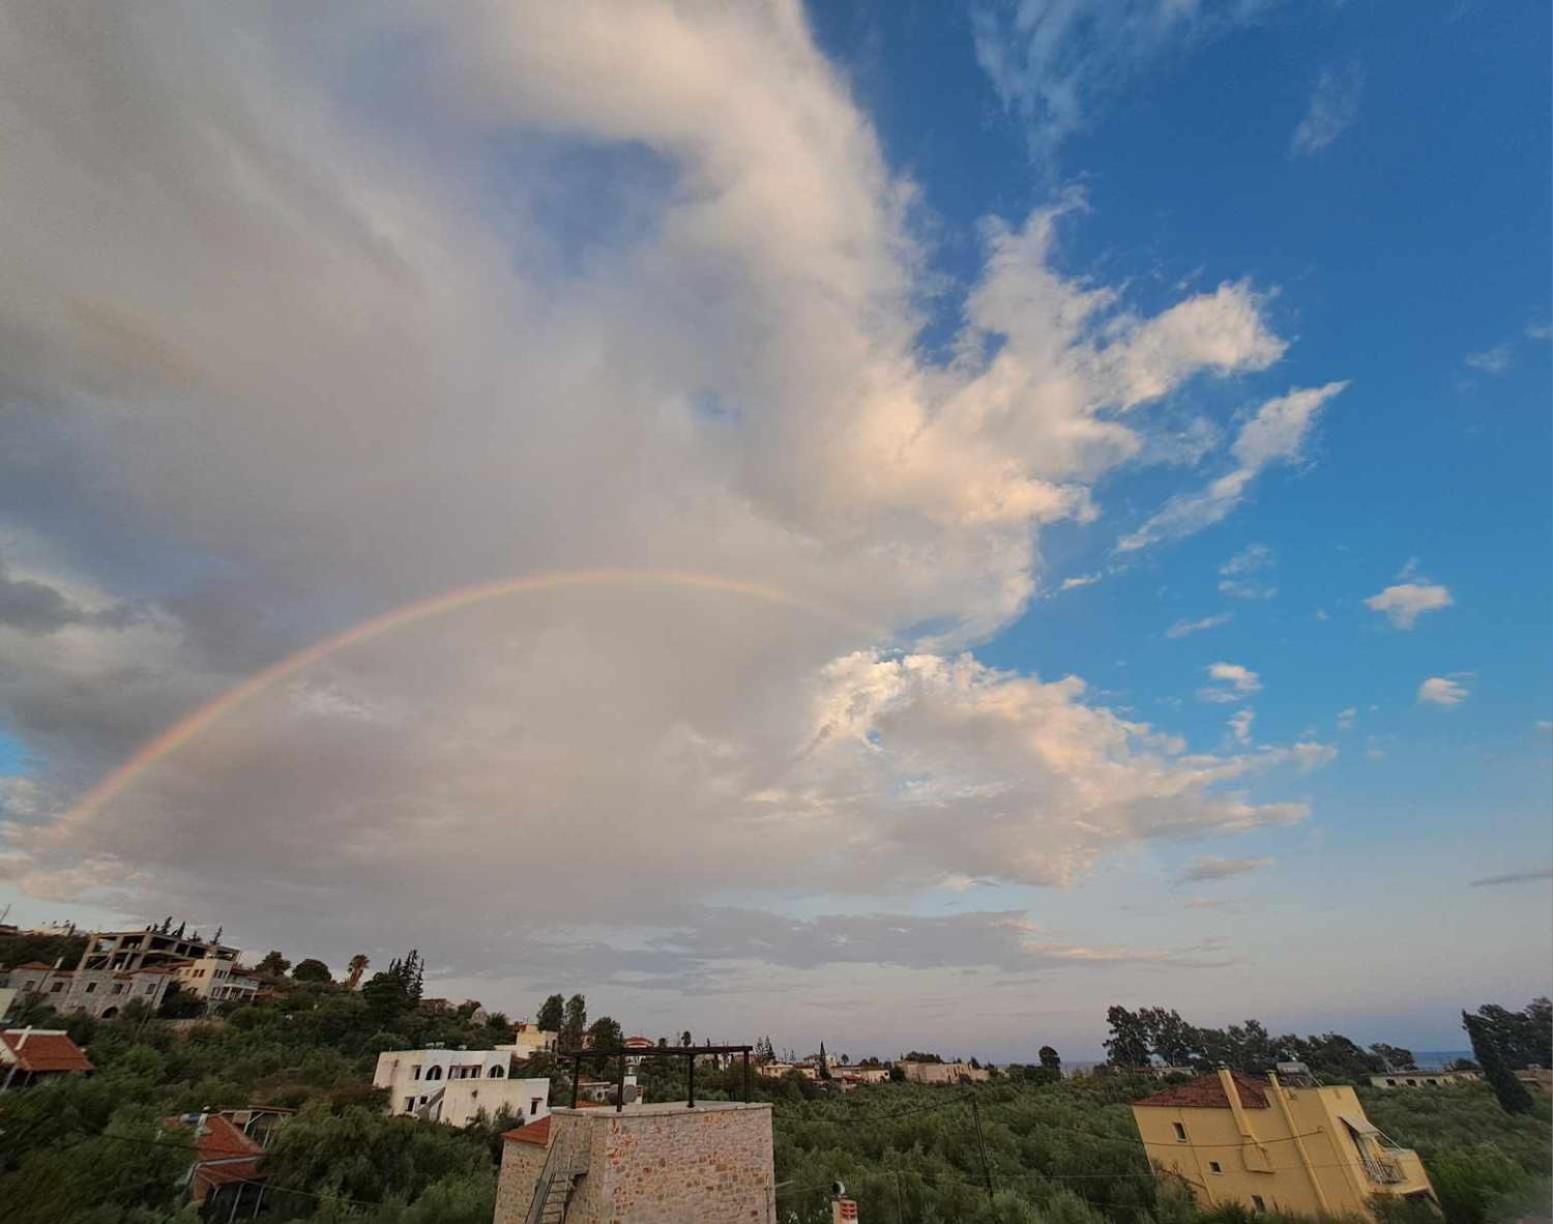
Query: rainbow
[{"left": 63, "top": 568, "right": 861, "bottom": 827}]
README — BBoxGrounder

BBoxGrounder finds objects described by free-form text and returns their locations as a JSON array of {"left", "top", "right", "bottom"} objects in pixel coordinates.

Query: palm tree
[{"left": 344, "top": 954, "right": 369, "bottom": 991}]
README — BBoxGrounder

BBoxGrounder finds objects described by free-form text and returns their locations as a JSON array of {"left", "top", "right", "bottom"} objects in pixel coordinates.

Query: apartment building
[
  {"left": 498, "top": 1020, "right": 559, "bottom": 1061},
  {"left": 1131, "top": 1069, "right": 1435, "bottom": 1218},
  {"left": 373, "top": 1046, "right": 550, "bottom": 1128}
]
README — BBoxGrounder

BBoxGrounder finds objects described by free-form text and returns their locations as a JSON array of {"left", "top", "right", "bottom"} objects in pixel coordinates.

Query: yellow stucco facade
[{"left": 1131, "top": 1070, "right": 1435, "bottom": 1219}]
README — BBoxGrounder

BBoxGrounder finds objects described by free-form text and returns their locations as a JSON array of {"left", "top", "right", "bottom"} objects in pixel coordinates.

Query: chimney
[{"left": 832, "top": 1197, "right": 859, "bottom": 1222}]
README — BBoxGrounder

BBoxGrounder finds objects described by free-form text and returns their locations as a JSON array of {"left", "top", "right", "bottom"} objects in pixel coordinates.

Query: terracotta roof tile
[
  {"left": 0, "top": 1029, "right": 94, "bottom": 1074},
  {"left": 1133, "top": 1072, "right": 1270, "bottom": 1110},
  {"left": 505, "top": 1116, "right": 552, "bottom": 1146}
]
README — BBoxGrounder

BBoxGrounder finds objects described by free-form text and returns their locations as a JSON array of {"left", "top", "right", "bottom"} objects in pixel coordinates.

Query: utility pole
[{"left": 969, "top": 1096, "right": 995, "bottom": 1204}]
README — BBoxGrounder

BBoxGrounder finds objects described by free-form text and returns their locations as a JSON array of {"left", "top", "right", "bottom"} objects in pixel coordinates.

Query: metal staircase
[{"left": 525, "top": 1122, "right": 587, "bottom": 1224}]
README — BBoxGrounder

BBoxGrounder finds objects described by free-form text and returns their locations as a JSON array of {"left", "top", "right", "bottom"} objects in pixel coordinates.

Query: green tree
[
  {"left": 560, "top": 993, "right": 587, "bottom": 1049},
  {"left": 256, "top": 949, "right": 291, "bottom": 976},
  {"left": 1038, "top": 1045, "right": 1062, "bottom": 1073},
  {"left": 818, "top": 1041, "right": 832, "bottom": 1080},
  {"left": 1464, "top": 1011, "right": 1534, "bottom": 1115},
  {"left": 293, "top": 957, "right": 333, "bottom": 984},
  {"left": 680, "top": 1029, "right": 692, "bottom": 1047},
  {"left": 537, "top": 993, "right": 565, "bottom": 1032},
  {"left": 344, "top": 953, "right": 370, "bottom": 991},
  {"left": 1103, "top": 1006, "right": 1150, "bottom": 1067},
  {"left": 1470, "top": 999, "right": 1553, "bottom": 1070},
  {"left": 1369, "top": 1042, "right": 1417, "bottom": 1071}
]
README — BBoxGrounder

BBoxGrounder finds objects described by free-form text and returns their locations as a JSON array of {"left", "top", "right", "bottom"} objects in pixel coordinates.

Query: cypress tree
[{"left": 1464, "top": 1010, "right": 1534, "bottom": 1115}]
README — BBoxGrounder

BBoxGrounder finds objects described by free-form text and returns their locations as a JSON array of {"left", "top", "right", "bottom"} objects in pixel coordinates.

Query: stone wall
[
  {"left": 495, "top": 1134, "right": 550, "bottom": 1223},
  {"left": 497, "top": 1103, "right": 775, "bottom": 1223}
]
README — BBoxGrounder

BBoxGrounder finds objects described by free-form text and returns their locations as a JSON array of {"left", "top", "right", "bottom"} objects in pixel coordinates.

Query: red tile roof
[
  {"left": 505, "top": 1116, "right": 552, "bottom": 1146},
  {"left": 1133, "top": 1072, "right": 1270, "bottom": 1110},
  {"left": 12, "top": 961, "right": 58, "bottom": 971},
  {"left": 0, "top": 1029, "right": 95, "bottom": 1074},
  {"left": 165, "top": 1114, "right": 266, "bottom": 1196}
]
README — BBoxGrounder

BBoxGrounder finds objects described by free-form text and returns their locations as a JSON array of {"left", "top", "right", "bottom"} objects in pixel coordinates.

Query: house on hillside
[
  {"left": 1368, "top": 1069, "right": 1481, "bottom": 1089},
  {"left": 167, "top": 955, "right": 259, "bottom": 1006},
  {"left": 898, "top": 1059, "right": 989, "bottom": 1085},
  {"left": 1131, "top": 1069, "right": 1435, "bottom": 1219},
  {"left": 166, "top": 1111, "right": 267, "bottom": 1219},
  {"left": 0, "top": 959, "right": 173, "bottom": 1018},
  {"left": 494, "top": 1101, "right": 775, "bottom": 1223},
  {"left": 499, "top": 1019, "right": 558, "bottom": 1061},
  {"left": 373, "top": 1046, "right": 550, "bottom": 1128},
  {"left": 0, "top": 1027, "right": 94, "bottom": 1090}
]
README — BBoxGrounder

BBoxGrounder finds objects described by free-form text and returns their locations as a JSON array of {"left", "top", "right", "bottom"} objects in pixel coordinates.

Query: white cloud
[
  {"left": 0, "top": 2, "right": 1339, "bottom": 1024},
  {"left": 1179, "top": 855, "right": 1273, "bottom": 883},
  {"left": 1166, "top": 611, "right": 1232, "bottom": 639},
  {"left": 1218, "top": 543, "right": 1277, "bottom": 600},
  {"left": 1059, "top": 574, "right": 1102, "bottom": 592},
  {"left": 1228, "top": 708, "right": 1255, "bottom": 746},
  {"left": 1465, "top": 345, "right": 1513, "bottom": 375},
  {"left": 1199, "top": 661, "right": 1262, "bottom": 702},
  {"left": 1118, "top": 383, "right": 1348, "bottom": 552},
  {"left": 1366, "top": 579, "right": 1453, "bottom": 629},
  {"left": 1418, "top": 676, "right": 1470, "bottom": 706},
  {"left": 1290, "top": 62, "right": 1363, "bottom": 156},
  {"left": 1336, "top": 706, "right": 1357, "bottom": 731},
  {"left": 1527, "top": 322, "right": 1553, "bottom": 342},
  {"left": 973, "top": 0, "right": 1283, "bottom": 161}
]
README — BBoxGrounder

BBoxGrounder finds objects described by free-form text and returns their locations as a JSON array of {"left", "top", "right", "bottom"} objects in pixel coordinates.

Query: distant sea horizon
[{"left": 1056, "top": 1049, "right": 1474, "bottom": 1076}]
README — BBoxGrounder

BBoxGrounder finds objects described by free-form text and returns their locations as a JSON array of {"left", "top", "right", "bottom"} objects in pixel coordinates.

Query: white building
[
  {"left": 898, "top": 1060, "right": 989, "bottom": 1084},
  {"left": 168, "top": 956, "right": 259, "bottom": 1005},
  {"left": 1369, "top": 1069, "right": 1482, "bottom": 1089},
  {"left": 373, "top": 1047, "right": 550, "bottom": 1129}
]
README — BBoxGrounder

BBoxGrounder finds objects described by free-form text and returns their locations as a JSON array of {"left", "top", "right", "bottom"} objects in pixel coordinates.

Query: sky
[{"left": 0, "top": 0, "right": 1548, "bottom": 1061}]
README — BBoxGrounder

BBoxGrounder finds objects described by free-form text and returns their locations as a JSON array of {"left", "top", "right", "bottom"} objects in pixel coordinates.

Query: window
[
  {"left": 144, "top": 982, "right": 157, "bottom": 994},
  {"left": 1386, "top": 1078, "right": 1396, "bottom": 1086},
  {"left": 412, "top": 1065, "right": 422, "bottom": 1080},
  {"left": 419, "top": 1095, "right": 428, "bottom": 1106},
  {"left": 84, "top": 981, "right": 97, "bottom": 994},
  {"left": 1172, "top": 1123, "right": 1187, "bottom": 1142},
  {"left": 50, "top": 981, "right": 65, "bottom": 993},
  {"left": 490, "top": 1066, "right": 504, "bottom": 1078},
  {"left": 1251, "top": 1197, "right": 1267, "bottom": 1214},
  {"left": 111, "top": 983, "right": 124, "bottom": 994},
  {"left": 426, "top": 1065, "right": 443, "bottom": 1081},
  {"left": 531, "top": 1098, "right": 542, "bottom": 1116},
  {"left": 1209, "top": 1162, "right": 1223, "bottom": 1175},
  {"left": 405, "top": 1097, "right": 416, "bottom": 1113}
]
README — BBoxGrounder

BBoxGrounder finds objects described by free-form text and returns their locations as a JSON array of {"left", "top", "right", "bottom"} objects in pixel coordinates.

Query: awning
[{"left": 1340, "top": 1115, "right": 1380, "bottom": 1136}]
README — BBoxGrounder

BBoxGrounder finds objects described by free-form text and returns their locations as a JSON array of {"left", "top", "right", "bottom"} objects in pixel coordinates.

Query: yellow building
[{"left": 1131, "top": 1070, "right": 1435, "bottom": 1218}]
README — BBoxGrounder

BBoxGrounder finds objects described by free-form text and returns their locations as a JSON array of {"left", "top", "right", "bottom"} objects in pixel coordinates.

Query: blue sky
[{"left": 0, "top": 1, "right": 1547, "bottom": 1058}]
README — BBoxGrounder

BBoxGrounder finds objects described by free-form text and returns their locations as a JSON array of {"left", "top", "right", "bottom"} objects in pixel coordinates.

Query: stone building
[
  {"left": 0, "top": 960, "right": 173, "bottom": 1019},
  {"left": 495, "top": 1101, "right": 775, "bottom": 1223}
]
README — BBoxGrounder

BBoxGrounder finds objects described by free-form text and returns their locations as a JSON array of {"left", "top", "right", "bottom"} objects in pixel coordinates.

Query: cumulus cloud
[
  {"left": 0, "top": 2, "right": 1338, "bottom": 1030},
  {"left": 1336, "top": 707, "right": 1357, "bottom": 731},
  {"left": 1227, "top": 708, "right": 1255, "bottom": 746},
  {"left": 1290, "top": 62, "right": 1363, "bottom": 156},
  {"left": 1218, "top": 543, "right": 1277, "bottom": 600},
  {"left": 1199, "top": 662, "right": 1262, "bottom": 703},
  {"left": 1118, "top": 384, "right": 1347, "bottom": 552},
  {"left": 1418, "top": 676, "right": 1470, "bottom": 706},
  {"left": 1365, "top": 580, "right": 1453, "bottom": 629},
  {"left": 1179, "top": 855, "right": 1273, "bottom": 883},
  {"left": 1166, "top": 611, "right": 1232, "bottom": 639}
]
